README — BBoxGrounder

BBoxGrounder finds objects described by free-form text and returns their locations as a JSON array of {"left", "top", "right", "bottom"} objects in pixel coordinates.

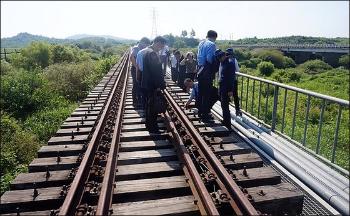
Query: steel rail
[
  {"left": 166, "top": 96, "right": 244, "bottom": 215},
  {"left": 164, "top": 111, "right": 219, "bottom": 215},
  {"left": 95, "top": 55, "right": 129, "bottom": 215},
  {"left": 164, "top": 89, "right": 259, "bottom": 216},
  {"left": 59, "top": 53, "right": 129, "bottom": 216}
]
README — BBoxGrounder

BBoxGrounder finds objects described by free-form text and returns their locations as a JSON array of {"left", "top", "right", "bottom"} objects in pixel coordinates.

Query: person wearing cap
[
  {"left": 215, "top": 48, "right": 241, "bottom": 130},
  {"left": 196, "top": 30, "right": 219, "bottom": 122},
  {"left": 140, "top": 36, "right": 167, "bottom": 133},
  {"left": 225, "top": 48, "right": 242, "bottom": 117},
  {"left": 130, "top": 37, "right": 151, "bottom": 107}
]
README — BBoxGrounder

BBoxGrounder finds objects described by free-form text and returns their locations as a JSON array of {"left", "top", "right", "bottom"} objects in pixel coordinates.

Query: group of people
[
  {"left": 129, "top": 30, "right": 242, "bottom": 133},
  {"left": 169, "top": 50, "right": 198, "bottom": 90}
]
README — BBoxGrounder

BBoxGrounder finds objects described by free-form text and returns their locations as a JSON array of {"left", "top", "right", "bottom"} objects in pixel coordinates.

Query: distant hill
[
  {"left": 226, "top": 36, "right": 349, "bottom": 45},
  {"left": 66, "top": 34, "right": 133, "bottom": 42},
  {"left": 1, "top": 32, "right": 136, "bottom": 48}
]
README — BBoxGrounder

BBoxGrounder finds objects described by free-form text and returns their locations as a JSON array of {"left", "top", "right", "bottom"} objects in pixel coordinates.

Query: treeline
[
  {"left": 0, "top": 42, "right": 127, "bottom": 194},
  {"left": 225, "top": 35, "right": 349, "bottom": 45},
  {"left": 1, "top": 32, "right": 136, "bottom": 49},
  {"left": 161, "top": 33, "right": 349, "bottom": 50}
]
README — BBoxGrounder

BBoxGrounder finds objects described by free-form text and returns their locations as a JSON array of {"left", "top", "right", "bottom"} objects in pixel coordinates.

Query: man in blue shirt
[
  {"left": 197, "top": 30, "right": 218, "bottom": 122},
  {"left": 130, "top": 37, "right": 151, "bottom": 107}
]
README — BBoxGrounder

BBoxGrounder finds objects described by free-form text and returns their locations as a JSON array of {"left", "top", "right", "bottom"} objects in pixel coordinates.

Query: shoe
[
  {"left": 225, "top": 125, "right": 233, "bottom": 131},
  {"left": 149, "top": 130, "right": 161, "bottom": 134},
  {"left": 208, "top": 113, "right": 214, "bottom": 120},
  {"left": 236, "top": 110, "right": 242, "bottom": 117}
]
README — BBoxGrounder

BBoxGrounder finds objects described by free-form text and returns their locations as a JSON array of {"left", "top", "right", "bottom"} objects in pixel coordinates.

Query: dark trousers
[
  {"left": 161, "top": 56, "right": 167, "bottom": 76},
  {"left": 197, "top": 65, "right": 213, "bottom": 117},
  {"left": 131, "top": 66, "right": 141, "bottom": 104},
  {"left": 220, "top": 88, "right": 231, "bottom": 126},
  {"left": 198, "top": 78, "right": 212, "bottom": 117},
  {"left": 145, "top": 90, "right": 159, "bottom": 131},
  {"left": 233, "top": 80, "right": 241, "bottom": 111},
  {"left": 171, "top": 67, "right": 177, "bottom": 82},
  {"left": 177, "top": 71, "right": 186, "bottom": 90}
]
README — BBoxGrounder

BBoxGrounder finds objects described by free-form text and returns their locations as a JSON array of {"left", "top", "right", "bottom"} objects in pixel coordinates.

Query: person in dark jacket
[
  {"left": 215, "top": 49, "right": 240, "bottom": 130},
  {"left": 225, "top": 48, "right": 242, "bottom": 117},
  {"left": 140, "top": 36, "right": 167, "bottom": 133}
]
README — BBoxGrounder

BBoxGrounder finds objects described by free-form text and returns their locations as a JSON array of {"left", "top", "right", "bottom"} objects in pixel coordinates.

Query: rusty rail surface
[
  {"left": 95, "top": 55, "right": 129, "bottom": 215},
  {"left": 164, "top": 89, "right": 259, "bottom": 215},
  {"left": 163, "top": 111, "right": 219, "bottom": 215},
  {"left": 59, "top": 53, "right": 129, "bottom": 215}
]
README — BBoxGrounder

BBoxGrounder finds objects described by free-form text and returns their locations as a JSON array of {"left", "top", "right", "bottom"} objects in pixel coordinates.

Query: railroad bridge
[
  {"left": 0, "top": 51, "right": 349, "bottom": 215},
  {"left": 231, "top": 44, "right": 350, "bottom": 66}
]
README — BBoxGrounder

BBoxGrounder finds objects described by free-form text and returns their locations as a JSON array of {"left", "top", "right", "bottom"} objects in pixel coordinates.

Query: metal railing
[{"left": 234, "top": 72, "right": 349, "bottom": 171}]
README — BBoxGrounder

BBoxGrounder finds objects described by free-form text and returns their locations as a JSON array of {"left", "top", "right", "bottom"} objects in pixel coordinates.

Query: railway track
[{"left": 0, "top": 51, "right": 307, "bottom": 215}]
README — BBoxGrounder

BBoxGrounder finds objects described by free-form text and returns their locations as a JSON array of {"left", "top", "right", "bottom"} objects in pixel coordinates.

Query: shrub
[
  {"left": 297, "top": 59, "right": 332, "bottom": 74},
  {"left": 233, "top": 48, "right": 251, "bottom": 61},
  {"left": 16, "top": 42, "right": 52, "bottom": 70},
  {"left": 24, "top": 101, "right": 76, "bottom": 141},
  {"left": 283, "top": 56, "right": 296, "bottom": 68},
  {"left": 0, "top": 112, "right": 38, "bottom": 194},
  {"left": 44, "top": 61, "right": 95, "bottom": 101},
  {"left": 51, "top": 45, "right": 76, "bottom": 63},
  {"left": 0, "top": 60, "right": 13, "bottom": 75},
  {"left": 254, "top": 49, "right": 285, "bottom": 68},
  {"left": 0, "top": 112, "right": 40, "bottom": 168},
  {"left": 258, "top": 61, "right": 275, "bottom": 76},
  {"left": 339, "top": 54, "right": 349, "bottom": 69},
  {"left": 0, "top": 69, "right": 52, "bottom": 118},
  {"left": 246, "top": 58, "right": 262, "bottom": 68}
]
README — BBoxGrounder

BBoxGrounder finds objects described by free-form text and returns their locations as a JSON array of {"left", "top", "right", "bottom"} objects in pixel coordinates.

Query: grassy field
[{"left": 235, "top": 67, "right": 349, "bottom": 170}]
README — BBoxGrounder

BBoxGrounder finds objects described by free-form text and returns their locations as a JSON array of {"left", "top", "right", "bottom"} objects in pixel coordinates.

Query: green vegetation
[
  {"left": 222, "top": 35, "right": 349, "bottom": 46},
  {"left": 339, "top": 54, "right": 349, "bottom": 69},
  {"left": 258, "top": 61, "right": 275, "bottom": 76},
  {"left": 297, "top": 59, "right": 332, "bottom": 74},
  {"left": 0, "top": 41, "right": 127, "bottom": 194}
]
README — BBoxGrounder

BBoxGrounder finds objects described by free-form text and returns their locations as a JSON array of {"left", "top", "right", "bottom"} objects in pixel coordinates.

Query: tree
[
  {"left": 190, "top": 29, "right": 196, "bottom": 38},
  {"left": 339, "top": 54, "right": 349, "bottom": 69},
  {"left": 51, "top": 45, "right": 75, "bottom": 63},
  {"left": 163, "top": 34, "right": 175, "bottom": 47},
  {"left": 174, "top": 40, "right": 186, "bottom": 49},
  {"left": 258, "top": 61, "right": 275, "bottom": 76},
  {"left": 181, "top": 30, "right": 188, "bottom": 38}
]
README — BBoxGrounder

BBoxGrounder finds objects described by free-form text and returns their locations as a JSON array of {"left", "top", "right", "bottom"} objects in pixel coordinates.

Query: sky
[{"left": 1, "top": 1, "right": 349, "bottom": 40}]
